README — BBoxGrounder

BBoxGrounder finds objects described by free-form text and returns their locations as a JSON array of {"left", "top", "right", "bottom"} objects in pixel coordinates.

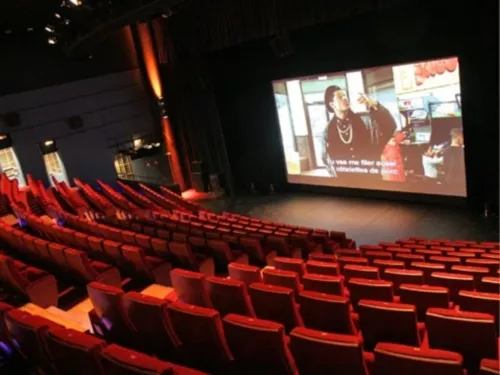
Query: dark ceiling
[{"left": 0, "top": 0, "right": 62, "bottom": 34}]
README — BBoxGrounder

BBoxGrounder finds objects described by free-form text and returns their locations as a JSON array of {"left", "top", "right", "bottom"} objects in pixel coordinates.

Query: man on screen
[{"left": 322, "top": 85, "right": 397, "bottom": 177}]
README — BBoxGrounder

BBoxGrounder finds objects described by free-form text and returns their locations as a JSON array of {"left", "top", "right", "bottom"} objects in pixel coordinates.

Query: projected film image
[{"left": 273, "top": 57, "right": 466, "bottom": 197}]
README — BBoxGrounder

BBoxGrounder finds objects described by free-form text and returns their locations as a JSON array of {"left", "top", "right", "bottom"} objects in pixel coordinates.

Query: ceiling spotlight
[
  {"left": 45, "top": 25, "right": 55, "bottom": 33},
  {"left": 64, "top": 19, "right": 71, "bottom": 25},
  {"left": 69, "top": 0, "right": 82, "bottom": 5},
  {"left": 0, "top": 135, "right": 7, "bottom": 141},
  {"left": 48, "top": 37, "right": 57, "bottom": 45},
  {"left": 44, "top": 140, "right": 54, "bottom": 147},
  {"left": 153, "top": 142, "right": 161, "bottom": 147},
  {"left": 55, "top": 13, "right": 61, "bottom": 18}
]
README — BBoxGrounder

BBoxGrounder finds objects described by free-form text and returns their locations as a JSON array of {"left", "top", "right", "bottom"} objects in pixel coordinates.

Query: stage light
[
  {"left": 64, "top": 19, "right": 71, "bottom": 25},
  {"left": 144, "top": 144, "right": 153, "bottom": 149},
  {"left": 69, "top": 0, "right": 82, "bottom": 5},
  {"left": 48, "top": 37, "right": 57, "bottom": 44},
  {"left": 0, "top": 135, "right": 7, "bottom": 141},
  {"left": 44, "top": 140, "right": 54, "bottom": 147},
  {"left": 133, "top": 138, "right": 143, "bottom": 149},
  {"left": 153, "top": 142, "right": 161, "bottom": 147},
  {"left": 55, "top": 13, "right": 61, "bottom": 18},
  {"left": 45, "top": 25, "right": 55, "bottom": 33}
]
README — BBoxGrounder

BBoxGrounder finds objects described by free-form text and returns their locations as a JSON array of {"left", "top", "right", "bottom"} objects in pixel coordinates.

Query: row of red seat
[
  {"left": 97, "top": 179, "right": 140, "bottom": 212},
  {"left": 0, "top": 303, "right": 206, "bottom": 375},
  {"left": 87, "top": 274, "right": 499, "bottom": 374}
]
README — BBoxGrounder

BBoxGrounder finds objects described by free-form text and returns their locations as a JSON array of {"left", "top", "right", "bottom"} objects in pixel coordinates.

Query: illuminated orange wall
[{"left": 136, "top": 23, "right": 185, "bottom": 190}]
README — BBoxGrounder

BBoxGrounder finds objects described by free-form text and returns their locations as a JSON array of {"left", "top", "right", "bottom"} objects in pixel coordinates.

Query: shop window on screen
[
  {"left": 0, "top": 147, "right": 26, "bottom": 186},
  {"left": 114, "top": 154, "right": 134, "bottom": 180},
  {"left": 44, "top": 152, "right": 69, "bottom": 187}
]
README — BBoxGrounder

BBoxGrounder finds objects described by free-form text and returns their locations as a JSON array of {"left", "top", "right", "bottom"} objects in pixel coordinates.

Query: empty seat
[
  {"left": 302, "top": 273, "right": 344, "bottom": 296},
  {"left": 167, "top": 301, "right": 233, "bottom": 372},
  {"left": 240, "top": 236, "right": 272, "bottom": 265},
  {"left": 395, "top": 253, "right": 425, "bottom": 268},
  {"left": 168, "top": 242, "right": 215, "bottom": 276},
  {"left": 290, "top": 327, "right": 369, "bottom": 375},
  {"left": 206, "top": 276, "right": 255, "bottom": 317},
  {"left": 305, "top": 260, "right": 338, "bottom": 276},
  {"left": 410, "top": 262, "right": 446, "bottom": 283},
  {"left": 86, "top": 282, "right": 137, "bottom": 347},
  {"left": 262, "top": 268, "right": 301, "bottom": 294},
  {"left": 343, "top": 265, "right": 379, "bottom": 282},
  {"left": 414, "top": 249, "right": 444, "bottom": 260},
  {"left": 465, "top": 258, "right": 500, "bottom": 275},
  {"left": 248, "top": 283, "right": 303, "bottom": 332},
  {"left": 170, "top": 269, "right": 212, "bottom": 308},
  {"left": 426, "top": 308, "right": 498, "bottom": 372},
  {"left": 336, "top": 249, "right": 361, "bottom": 257},
  {"left": 451, "top": 265, "right": 489, "bottom": 287},
  {"left": 399, "top": 284, "right": 451, "bottom": 322},
  {"left": 121, "top": 245, "right": 172, "bottom": 286},
  {"left": 383, "top": 269, "right": 424, "bottom": 291},
  {"left": 273, "top": 257, "right": 305, "bottom": 279},
  {"left": 298, "top": 291, "right": 356, "bottom": 334},
  {"left": 384, "top": 247, "right": 412, "bottom": 256},
  {"left": 44, "top": 327, "right": 106, "bottom": 375},
  {"left": 457, "top": 290, "right": 500, "bottom": 331},
  {"left": 223, "top": 314, "right": 297, "bottom": 375},
  {"left": 374, "top": 342, "right": 465, "bottom": 375},
  {"left": 478, "top": 276, "right": 500, "bottom": 293},
  {"left": 359, "top": 244, "right": 384, "bottom": 254},
  {"left": 373, "top": 259, "right": 405, "bottom": 272},
  {"left": 48, "top": 242, "right": 70, "bottom": 269},
  {"left": 207, "top": 239, "right": 249, "bottom": 269},
  {"left": 123, "top": 292, "right": 180, "bottom": 359},
  {"left": 347, "top": 278, "right": 394, "bottom": 308},
  {"left": 429, "top": 272, "right": 474, "bottom": 302},
  {"left": 337, "top": 257, "right": 369, "bottom": 274},
  {"left": 479, "top": 358, "right": 499, "bottom": 375},
  {"left": 364, "top": 251, "right": 392, "bottom": 264},
  {"left": 429, "top": 256, "right": 461, "bottom": 271},
  {"left": 308, "top": 253, "right": 336, "bottom": 263},
  {"left": 64, "top": 248, "right": 121, "bottom": 287},
  {"left": 357, "top": 299, "right": 422, "bottom": 351},
  {"left": 227, "top": 262, "right": 261, "bottom": 286}
]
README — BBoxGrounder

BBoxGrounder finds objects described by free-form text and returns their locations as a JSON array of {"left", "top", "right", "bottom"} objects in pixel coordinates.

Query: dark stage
[{"left": 201, "top": 193, "right": 499, "bottom": 245}]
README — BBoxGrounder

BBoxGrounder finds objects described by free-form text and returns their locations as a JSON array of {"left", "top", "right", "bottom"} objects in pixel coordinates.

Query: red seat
[
  {"left": 395, "top": 253, "right": 425, "bottom": 268},
  {"left": 298, "top": 291, "right": 356, "bottom": 334},
  {"left": 429, "top": 256, "right": 461, "bottom": 271},
  {"left": 383, "top": 269, "right": 424, "bottom": 292},
  {"left": 357, "top": 299, "right": 422, "bottom": 351},
  {"left": 248, "top": 282, "right": 303, "bottom": 332},
  {"left": 347, "top": 278, "right": 394, "bottom": 308},
  {"left": 262, "top": 268, "right": 301, "bottom": 295},
  {"left": 134, "top": 234, "right": 153, "bottom": 250},
  {"left": 447, "top": 252, "right": 476, "bottom": 263},
  {"left": 465, "top": 258, "right": 500, "bottom": 275},
  {"left": 168, "top": 242, "right": 215, "bottom": 276},
  {"left": 373, "top": 259, "right": 405, "bottom": 272},
  {"left": 87, "top": 236, "right": 105, "bottom": 257},
  {"left": 429, "top": 272, "right": 474, "bottom": 302},
  {"left": 457, "top": 290, "right": 500, "bottom": 332},
  {"left": 364, "top": 251, "right": 392, "bottom": 264},
  {"left": 44, "top": 327, "right": 106, "bottom": 375},
  {"left": 121, "top": 245, "right": 171, "bottom": 285},
  {"left": 343, "top": 265, "right": 379, "bottom": 283},
  {"left": 102, "top": 240, "right": 123, "bottom": 265},
  {"left": 305, "top": 260, "right": 338, "bottom": 276},
  {"left": 207, "top": 239, "right": 249, "bottom": 268},
  {"left": 64, "top": 248, "right": 121, "bottom": 287},
  {"left": 123, "top": 292, "right": 180, "bottom": 359},
  {"left": 240, "top": 236, "right": 271, "bottom": 265},
  {"left": 274, "top": 257, "right": 305, "bottom": 279},
  {"left": 374, "top": 342, "right": 465, "bottom": 375},
  {"left": 359, "top": 244, "right": 384, "bottom": 254},
  {"left": 170, "top": 269, "right": 212, "bottom": 308},
  {"left": 302, "top": 273, "right": 344, "bottom": 296},
  {"left": 451, "top": 265, "right": 489, "bottom": 287},
  {"left": 167, "top": 301, "right": 233, "bottom": 372},
  {"left": 336, "top": 249, "right": 361, "bottom": 257},
  {"left": 0, "top": 302, "right": 13, "bottom": 344},
  {"left": 206, "top": 276, "right": 255, "bottom": 317},
  {"left": 478, "top": 276, "right": 500, "bottom": 293},
  {"left": 86, "top": 282, "right": 137, "bottom": 347},
  {"left": 290, "top": 327, "right": 369, "bottom": 375},
  {"left": 33, "top": 238, "right": 52, "bottom": 260},
  {"left": 479, "top": 358, "right": 500, "bottom": 375},
  {"left": 426, "top": 308, "right": 498, "bottom": 372},
  {"left": 414, "top": 249, "right": 444, "bottom": 260},
  {"left": 308, "top": 253, "right": 336, "bottom": 263},
  {"left": 399, "top": 284, "right": 451, "bottom": 322},
  {"left": 410, "top": 262, "right": 446, "bottom": 283},
  {"left": 48, "top": 242, "right": 70, "bottom": 269},
  {"left": 150, "top": 237, "right": 170, "bottom": 259},
  {"left": 384, "top": 247, "right": 412, "bottom": 256},
  {"left": 223, "top": 313, "right": 297, "bottom": 375},
  {"left": 337, "top": 257, "right": 369, "bottom": 274},
  {"left": 227, "top": 262, "right": 261, "bottom": 286}
]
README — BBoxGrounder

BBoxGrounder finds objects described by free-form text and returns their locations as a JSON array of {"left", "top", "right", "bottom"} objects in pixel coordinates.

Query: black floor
[{"left": 200, "top": 192, "right": 500, "bottom": 245}]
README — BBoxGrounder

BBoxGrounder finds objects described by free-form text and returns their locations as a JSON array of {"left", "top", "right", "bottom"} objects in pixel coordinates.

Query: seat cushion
[
  {"left": 91, "top": 261, "right": 113, "bottom": 274},
  {"left": 22, "top": 267, "right": 47, "bottom": 282}
]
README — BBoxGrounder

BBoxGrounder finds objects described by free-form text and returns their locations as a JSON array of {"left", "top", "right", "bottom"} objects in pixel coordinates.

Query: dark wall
[
  {"left": 209, "top": 2, "right": 499, "bottom": 212},
  {"left": 0, "top": 27, "right": 138, "bottom": 96}
]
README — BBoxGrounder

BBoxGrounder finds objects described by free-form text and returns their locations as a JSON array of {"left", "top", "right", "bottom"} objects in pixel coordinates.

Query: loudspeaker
[
  {"left": 191, "top": 161, "right": 205, "bottom": 173},
  {"left": 191, "top": 172, "right": 208, "bottom": 192},
  {"left": 3, "top": 112, "right": 21, "bottom": 128},
  {"left": 67, "top": 115, "right": 84, "bottom": 130}
]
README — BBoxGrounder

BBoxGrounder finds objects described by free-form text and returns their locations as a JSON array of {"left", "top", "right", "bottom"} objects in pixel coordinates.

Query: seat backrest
[
  {"left": 410, "top": 262, "right": 447, "bottom": 283},
  {"left": 248, "top": 282, "right": 303, "bottom": 332},
  {"left": 4, "top": 309, "right": 62, "bottom": 364},
  {"left": 457, "top": 290, "right": 500, "bottom": 330},
  {"left": 426, "top": 308, "right": 497, "bottom": 372},
  {"left": 239, "top": 236, "right": 265, "bottom": 263},
  {"left": 298, "top": 291, "right": 355, "bottom": 334},
  {"left": 429, "top": 256, "right": 461, "bottom": 270},
  {"left": 357, "top": 299, "right": 420, "bottom": 351},
  {"left": 347, "top": 278, "right": 394, "bottom": 308},
  {"left": 64, "top": 248, "right": 99, "bottom": 281},
  {"left": 166, "top": 301, "right": 233, "bottom": 369},
  {"left": 168, "top": 242, "right": 198, "bottom": 269},
  {"left": 383, "top": 269, "right": 424, "bottom": 291},
  {"left": 170, "top": 268, "right": 212, "bottom": 308},
  {"left": 86, "top": 282, "right": 137, "bottom": 345},
  {"left": 206, "top": 239, "right": 235, "bottom": 263},
  {"left": 399, "top": 283, "right": 450, "bottom": 321},
  {"left": 478, "top": 276, "right": 500, "bottom": 293},
  {"left": 302, "top": 273, "right": 344, "bottom": 296},
  {"left": 0, "top": 255, "right": 29, "bottom": 291},
  {"left": 262, "top": 268, "right": 301, "bottom": 295},
  {"left": 305, "top": 260, "right": 338, "bottom": 276},
  {"left": 227, "top": 262, "right": 261, "bottom": 286},
  {"left": 48, "top": 242, "right": 70, "bottom": 268},
  {"left": 45, "top": 327, "right": 106, "bottom": 375},
  {"left": 337, "top": 256, "right": 369, "bottom": 273},
  {"left": 372, "top": 259, "right": 405, "bottom": 272},
  {"left": 429, "top": 272, "right": 474, "bottom": 302},
  {"left": 274, "top": 257, "right": 305, "bottom": 279},
  {"left": 123, "top": 292, "right": 180, "bottom": 358},
  {"left": 364, "top": 251, "right": 392, "bottom": 264},
  {"left": 290, "top": 327, "right": 367, "bottom": 375},
  {"left": 374, "top": 343, "right": 464, "bottom": 375},
  {"left": 451, "top": 265, "right": 490, "bottom": 286},
  {"left": 394, "top": 253, "right": 425, "bottom": 268},
  {"left": 479, "top": 358, "right": 499, "bottom": 375},
  {"left": 223, "top": 313, "right": 297, "bottom": 375},
  {"left": 343, "top": 265, "right": 379, "bottom": 282},
  {"left": 100, "top": 344, "right": 173, "bottom": 374},
  {"left": 465, "top": 258, "right": 499, "bottom": 275},
  {"left": 308, "top": 253, "right": 336, "bottom": 263},
  {"left": 121, "top": 245, "right": 155, "bottom": 280},
  {"left": 206, "top": 276, "right": 255, "bottom": 317}
]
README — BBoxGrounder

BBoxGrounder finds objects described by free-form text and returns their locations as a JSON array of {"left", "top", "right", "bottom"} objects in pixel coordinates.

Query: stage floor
[{"left": 199, "top": 193, "right": 499, "bottom": 245}]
